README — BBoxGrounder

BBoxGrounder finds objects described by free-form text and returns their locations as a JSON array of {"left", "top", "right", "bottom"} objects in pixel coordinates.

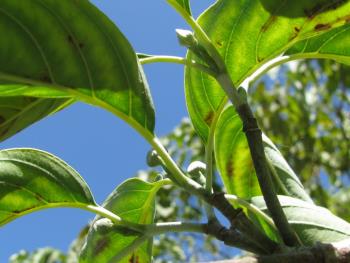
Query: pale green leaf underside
[
  {"left": 175, "top": 0, "right": 192, "bottom": 16},
  {"left": 80, "top": 178, "right": 167, "bottom": 263},
  {"left": 214, "top": 106, "right": 261, "bottom": 198},
  {"left": 252, "top": 195, "right": 350, "bottom": 245},
  {"left": 185, "top": 0, "right": 350, "bottom": 141},
  {"left": 0, "top": 96, "right": 72, "bottom": 142},
  {"left": 0, "top": 148, "right": 95, "bottom": 226},
  {"left": 287, "top": 23, "right": 350, "bottom": 64},
  {"left": 214, "top": 106, "right": 312, "bottom": 202},
  {"left": 168, "top": 0, "right": 192, "bottom": 16},
  {"left": 0, "top": 0, "right": 155, "bottom": 142}
]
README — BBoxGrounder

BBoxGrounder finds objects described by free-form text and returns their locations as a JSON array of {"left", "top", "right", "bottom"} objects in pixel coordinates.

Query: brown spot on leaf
[
  {"left": 67, "top": 35, "right": 74, "bottom": 45},
  {"left": 93, "top": 237, "right": 110, "bottom": 256},
  {"left": 0, "top": 116, "right": 5, "bottom": 125},
  {"left": 226, "top": 159, "right": 234, "bottom": 177},
  {"left": 35, "top": 193, "right": 46, "bottom": 202},
  {"left": 261, "top": 16, "right": 277, "bottom": 32},
  {"left": 24, "top": 97, "right": 37, "bottom": 103},
  {"left": 338, "top": 14, "right": 350, "bottom": 24},
  {"left": 314, "top": 23, "right": 331, "bottom": 31},
  {"left": 328, "top": 0, "right": 347, "bottom": 10},
  {"left": 12, "top": 206, "right": 37, "bottom": 214},
  {"left": 39, "top": 74, "right": 51, "bottom": 83},
  {"left": 67, "top": 35, "right": 85, "bottom": 49},
  {"left": 0, "top": 126, "right": 11, "bottom": 137},
  {"left": 204, "top": 111, "right": 214, "bottom": 125},
  {"left": 305, "top": 0, "right": 346, "bottom": 19},
  {"left": 129, "top": 254, "right": 139, "bottom": 263},
  {"left": 215, "top": 40, "right": 223, "bottom": 48},
  {"left": 289, "top": 27, "right": 301, "bottom": 41}
]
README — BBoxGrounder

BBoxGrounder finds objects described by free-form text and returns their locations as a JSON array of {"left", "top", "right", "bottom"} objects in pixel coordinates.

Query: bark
[{"left": 207, "top": 239, "right": 350, "bottom": 263}]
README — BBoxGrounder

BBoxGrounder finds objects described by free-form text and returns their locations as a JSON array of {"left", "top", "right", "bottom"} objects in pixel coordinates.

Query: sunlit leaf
[
  {"left": 0, "top": 97, "right": 72, "bottom": 142},
  {"left": 0, "top": 148, "right": 95, "bottom": 226},
  {"left": 214, "top": 106, "right": 312, "bottom": 202},
  {"left": 80, "top": 178, "right": 168, "bottom": 263},
  {"left": 252, "top": 195, "right": 350, "bottom": 245},
  {"left": 214, "top": 106, "right": 261, "bottom": 198},
  {"left": 287, "top": 23, "right": 350, "bottom": 64},
  {"left": 185, "top": 0, "right": 350, "bottom": 141},
  {"left": 168, "top": 0, "right": 192, "bottom": 16},
  {"left": 0, "top": 0, "right": 155, "bottom": 142}
]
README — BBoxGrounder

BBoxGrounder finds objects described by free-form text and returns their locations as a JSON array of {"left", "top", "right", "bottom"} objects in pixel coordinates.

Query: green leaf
[
  {"left": 0, "top": 0, "right": 155, "bottom": 141},
  {"left": 214, "top": 106, "right": 312, "bottom": 202},
  {"left": 80, "top": 178, "right": 167, "bottom": 263},
  {"left": 169, "top": 0, "right": 192, "bottom": 16},
  {"left": 185, "top": 0, "right": 350, "bottom": 141},
  {"left": 0, "top": 97, "right": 72, "bottom": 142},
  {"left": 263, "top": 134, "right": 313, "bottom": 203},
  {"left": 226, "top": 194, "right": 280, "bottom": 242},
  {"left": 214, "top": 106, "right": 261, "bottom": 198},
  {"left": 0, "top": 148, "right": 95, "bottom": 226},
  {"left": 286, "top": 23, "right": 350, "bottom": 64},
  {"left": 252, "top": 195, "right": 350, "bottom": 245}
]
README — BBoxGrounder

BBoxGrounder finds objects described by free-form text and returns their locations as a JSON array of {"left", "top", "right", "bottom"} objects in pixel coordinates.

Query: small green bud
[
  {"left": 176, "top": 29, "right": 198, "bottom": 48},
  {"left": 187, "top": 161, "right": 206, "bottom": 185},
  {"left": 94, "top": 218, "right": 113, "bottom": 234},
  {"left": 187, "top": 161, "right": 206, "bottom": 175},
  {"left": 146, "top": 149, "right": 161, "bottom": 167},
  {"left": 153, "top": 173, "right": 164, "bottom": 182}
]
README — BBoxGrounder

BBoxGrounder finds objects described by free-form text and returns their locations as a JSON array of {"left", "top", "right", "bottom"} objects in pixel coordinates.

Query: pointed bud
[{"left": 176, "top": 29, "right": 198, "bottom": 48}]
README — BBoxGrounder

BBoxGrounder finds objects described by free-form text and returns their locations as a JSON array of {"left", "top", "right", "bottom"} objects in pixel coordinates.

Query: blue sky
[{"left": 0, "top": 0, "right": 215, "bottom": 261}]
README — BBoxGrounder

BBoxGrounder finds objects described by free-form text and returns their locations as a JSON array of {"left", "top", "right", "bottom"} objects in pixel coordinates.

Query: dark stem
[
  {"left": 214, "top": 72, "right": 299, "bottom": 246},
  {"left": 206, "top": 192, "right": 280, "bottom": 254},
  {"left": 207, "top": 240, "right": 350, "bottom": 263},
  {"left": 204, "top": 219, "right": 268, "bottom": 254},
  {"left": 236, "top": 102, "right": 300, "bottom": 247}
]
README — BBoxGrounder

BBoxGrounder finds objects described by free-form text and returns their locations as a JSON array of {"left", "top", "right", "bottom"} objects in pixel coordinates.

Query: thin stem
[
  {"left": 150, "top": 137, "right": 206, "bottom": 195},
  {"left": 236, "top": 101, "right": 300, "bottom": 247},
  {"left": 140, "top": 55, "right": 215, "bottom": 76},
  {"left": 224, "top": 195, "right": 278, "bottom": 233},
  {"left": 243, "top": 52, "right": 349, "bottom": 88},
  {"left": 145, "top": 221, "right": 206, "bottom": 236},
  {"left": 85, "top": 205, "right": 144, "bottom": 233}
]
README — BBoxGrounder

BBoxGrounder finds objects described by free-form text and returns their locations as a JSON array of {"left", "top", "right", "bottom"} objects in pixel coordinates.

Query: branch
[
  {"left": 206, "top": 192, "right": 279, "bottom": 254},
  {"left": 232, "top": 91, "right": 300, "bottom": 247},
  {"left": 204, "top": 218, "right": 270, "bottom": 255},
  {"left": 150, "top": 137, "right": 279, "bottom": 254},
  {"left": 207, "top": 239, "right": 350, "bottom": 263}
]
